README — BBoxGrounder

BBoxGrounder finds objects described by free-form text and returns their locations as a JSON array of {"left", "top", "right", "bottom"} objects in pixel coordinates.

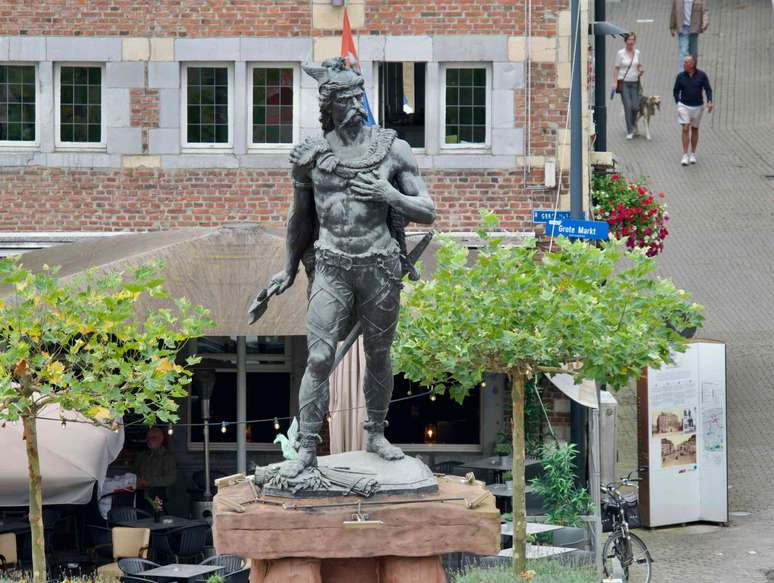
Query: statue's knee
[{"left": 306, "top": 348, "right": 334, "bottom": 378}]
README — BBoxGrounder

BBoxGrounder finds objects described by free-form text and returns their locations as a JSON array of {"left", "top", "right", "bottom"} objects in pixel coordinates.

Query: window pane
[
  {"left": 252, "top": 67, "right": 294, "bottom": 145},
  {"left": 377, "top": 62, "right": 426, "bottom": 148},
  {"left": 187, "top": 66, "right": 229, "bottom": 144},
  {"left": 444, "top": 67, "right": 486, "bottom": 145},
  {"left": 0, "top": 65, "right": 35, "bottom": 141},
  {"left": 59, "top": 66, "right": 101, "bottom": 143},
  {"left": 386, "top": 374, "right": 481, "bottom": 445}
]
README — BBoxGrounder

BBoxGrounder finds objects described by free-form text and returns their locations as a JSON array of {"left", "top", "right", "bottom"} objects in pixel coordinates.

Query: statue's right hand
[{"left": 271, "top": 270, "right": 295, "bottom": 295}]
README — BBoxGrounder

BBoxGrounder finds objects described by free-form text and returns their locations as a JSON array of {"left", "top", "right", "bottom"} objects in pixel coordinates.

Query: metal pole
[
  {"left": 202, "top": 398, "right": 212, "bottom": 500},
  {"left": 570, "top": 0, "right": 583, "bottom": 219},
  {"left": 237, "top": 336, "right": 247, "bottom": 474},
  {"left": 593, "top": 0, "right": 607, "bottom": 152},
  {"left": 589, "top": 383, "right": 603, "bottom": 578},
  {"left": 571, "top": 402, "right": 587, "bottom": 487}
]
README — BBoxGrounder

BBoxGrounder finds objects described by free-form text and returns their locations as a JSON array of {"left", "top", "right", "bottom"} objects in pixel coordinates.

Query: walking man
[
  {"left": 670, "top": 0, "right": 709, "bottom": 69},
  {"left": 673, "top": 55, "right": 713, "bottom": 166}
]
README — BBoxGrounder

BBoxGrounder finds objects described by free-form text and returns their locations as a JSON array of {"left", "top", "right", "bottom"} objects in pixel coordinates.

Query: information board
[{"left": 638, "top": 341, "right": 728, "bottom": 527}]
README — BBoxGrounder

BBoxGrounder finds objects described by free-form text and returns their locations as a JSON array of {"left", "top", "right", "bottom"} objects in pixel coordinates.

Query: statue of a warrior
[{"left": 269, "top": 57, "right": 436, "bottom": 478}]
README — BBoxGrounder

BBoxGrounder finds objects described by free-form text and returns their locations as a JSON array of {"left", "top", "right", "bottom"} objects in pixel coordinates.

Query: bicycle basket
[{"left": 622, "top": 491, "right": 641, "bottom": 529}]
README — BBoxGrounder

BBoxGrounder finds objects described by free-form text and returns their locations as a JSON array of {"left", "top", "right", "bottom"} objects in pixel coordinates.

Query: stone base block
[{"left": 249, "top": 556, "right": 446, "bottom": 583}]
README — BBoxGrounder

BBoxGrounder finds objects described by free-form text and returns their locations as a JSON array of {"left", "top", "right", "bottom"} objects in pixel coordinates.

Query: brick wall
[{"left": 0, "top": 167, "right": 555, "bottom": 232}]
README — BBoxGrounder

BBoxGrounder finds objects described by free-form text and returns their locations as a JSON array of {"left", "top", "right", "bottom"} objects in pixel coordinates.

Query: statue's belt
[{"left": 315, "top": 245, "right": 399, "bottom": 271}]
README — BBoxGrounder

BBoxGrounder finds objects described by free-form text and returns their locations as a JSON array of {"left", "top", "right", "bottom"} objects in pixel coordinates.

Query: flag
[{"left": 341, "top": 8, "right": 376, "bottom": 126}]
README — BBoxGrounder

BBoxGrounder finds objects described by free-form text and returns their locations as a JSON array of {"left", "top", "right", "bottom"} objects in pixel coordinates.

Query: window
[
  {"left": 56, "top": 64, "right": 104, "bottom": 147},
  {"left": 187, "top": 335, "right": 293, "bottom": 450},
  {"left": 442, "top": 65, "right": 490, "bottom": 148},
  {"left": 0, "top": 64, "right": 36, "bottom": 144},
  {"left": 386, "top": 374, "right": 481, "bottom": 450},
  {"left": 182, "top": 64, "right": 233, "bottom": 148},
  {"left": 249, "top": 65, "right": 298, "bottom": 148},
  {"left": 378, "top": 62, "right": 426, "bottom": 148}
]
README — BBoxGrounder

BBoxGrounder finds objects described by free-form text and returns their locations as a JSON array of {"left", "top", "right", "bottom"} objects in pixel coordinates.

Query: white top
[
  {"left": 683, "top": 0, "right": 695, "bottom": 27},
  {"left": 615, "top": 48, "right": 641, "bottom": 82}
]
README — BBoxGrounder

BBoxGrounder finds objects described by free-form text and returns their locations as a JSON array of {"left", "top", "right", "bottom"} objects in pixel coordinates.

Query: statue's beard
[{"left": 339, "top": 107, "right": 368, "bottom": 128}]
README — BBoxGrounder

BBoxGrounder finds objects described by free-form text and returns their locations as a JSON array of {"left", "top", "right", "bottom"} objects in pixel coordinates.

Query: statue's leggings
[{"left": 298, "top": 243, "right": 402, "bottom": 437}]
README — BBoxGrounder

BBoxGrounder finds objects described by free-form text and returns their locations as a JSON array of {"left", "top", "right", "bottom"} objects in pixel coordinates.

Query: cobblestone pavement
[{"left": 605, "top": 0, "right": 774, "bottom": 581}]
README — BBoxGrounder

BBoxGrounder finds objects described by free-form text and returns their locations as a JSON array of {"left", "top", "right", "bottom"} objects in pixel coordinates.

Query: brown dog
[{"left": 636, "top": 95, "right": 661, "bottom": 140}]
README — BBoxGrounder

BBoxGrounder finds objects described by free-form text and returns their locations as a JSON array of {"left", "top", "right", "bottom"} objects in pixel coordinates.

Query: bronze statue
[{"left": 268, "top": 57, "right": 436, "bottom": 478}]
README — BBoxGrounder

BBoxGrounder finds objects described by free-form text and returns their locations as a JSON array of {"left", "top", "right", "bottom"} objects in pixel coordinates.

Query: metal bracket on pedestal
[{"left": 343, "top": 501, "right": 385, "bottom": 529}]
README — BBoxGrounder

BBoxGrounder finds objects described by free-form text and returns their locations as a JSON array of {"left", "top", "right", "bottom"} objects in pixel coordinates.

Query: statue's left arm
[{"left": 350, "top": 139, "right": 436, "bottom": 225}]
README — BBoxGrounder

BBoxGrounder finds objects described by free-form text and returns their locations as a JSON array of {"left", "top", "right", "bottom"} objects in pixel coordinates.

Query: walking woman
[{"left": 612, "top": 32, "right": 644, "bottom": 140}]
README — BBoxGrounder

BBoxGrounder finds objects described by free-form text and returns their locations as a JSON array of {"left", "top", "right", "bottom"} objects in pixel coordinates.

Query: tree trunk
[
  {"left": 510, "top": 371, "right": 527, "bottom": 575},
  {"left": 22, "top": 415, "right": 47, "bottom": 583}
]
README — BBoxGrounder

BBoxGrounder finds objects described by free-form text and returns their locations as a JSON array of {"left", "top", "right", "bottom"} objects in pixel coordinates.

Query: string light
[
  {"left": 273, "top": 417, "right": 280, "bottom": 431},
  {"left": 60, "top": 418, "right": 67, "bottom": 429},
  {"left": 481, "top": 381, "right": 486, "bottom": 388},
  {"left": 220, "top": 421, "right": 227, "bottom": 434},
  {"left": 167, "top": 425, "right": 174, "bottom": 436},
  {"left": 429, "top": 393, "right": 437, "bottom": 402}
]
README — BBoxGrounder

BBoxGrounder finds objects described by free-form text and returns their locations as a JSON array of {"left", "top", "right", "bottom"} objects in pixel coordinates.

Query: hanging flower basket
[{"left": 592, "top": 173, "right": 669, "bottom": 257}]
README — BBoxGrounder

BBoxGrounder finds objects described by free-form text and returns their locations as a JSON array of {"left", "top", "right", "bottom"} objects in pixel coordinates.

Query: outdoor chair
[
  {"left": 95, "top": 527, "right": 150, "bottom": 579},
  {"left": 86, "top": 523, "right": 114, "bottom": 565},
  {"left": 197, "top": 554, "right": 248, "bottom": 583},
  {"left": 160, "top": 524, "right": 210, "bottom": 563},
  {"left": 0, "top": 532, "right": 17, "bottom": 571},
  {"left": 117, "top": 557, "right": 161, "bottom": 583},
  {"left": 108, "top": 506, "right": 151, "bottom": 526}
]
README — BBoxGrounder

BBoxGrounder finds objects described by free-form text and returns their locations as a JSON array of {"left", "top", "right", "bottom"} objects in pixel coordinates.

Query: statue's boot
[
  {"left": 365, "top": 420, "right": 404, "bottom": 461},
  {"left": 278, "top": 433, "right": 319, "bottom": 478}
]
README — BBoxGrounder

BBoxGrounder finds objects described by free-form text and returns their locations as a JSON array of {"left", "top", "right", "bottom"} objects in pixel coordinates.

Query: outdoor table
[
  {"left": 140, "top": 563, "right": 223, "bottom": 582},
  {"left": 498, "top": 544, "right": 576, "bottom": 559},
  {"left": 115, "top": 516, "right": 206, "bottom": 531},
  {"left": 500, "top": 522, "right": 563, "bottom": 536},
  {"left": 461, "top": 456, "right": 539, "bottom": 483}
]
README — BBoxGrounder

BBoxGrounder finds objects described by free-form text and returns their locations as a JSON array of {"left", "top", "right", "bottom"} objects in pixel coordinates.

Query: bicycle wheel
[{"left": 602, "top": 531, "right": 652, "bottom": 583}]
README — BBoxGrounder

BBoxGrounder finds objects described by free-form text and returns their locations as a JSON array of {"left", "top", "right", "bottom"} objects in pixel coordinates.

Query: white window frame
[
  {"left": 440, "top": 62, "right": 492, "bottom": 151},
  {"left": 181, "top": 62, "right": 234, "bottom": 152},
  {"left": 54, "top": 62, "right": 106, "bottom": 151},
  {"left": 247, "top": 62, "right": 300, "bottom": 152},
  {"left": 0, "top": 62, "right": 40, "bottom": 151},
  {"left": 374, "top": 61, "right": 428, "bottom": 154}
]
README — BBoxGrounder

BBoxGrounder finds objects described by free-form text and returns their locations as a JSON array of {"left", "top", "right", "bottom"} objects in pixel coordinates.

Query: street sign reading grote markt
[{"left": 545, "top": 218, "right": 609, "bottom": 241}]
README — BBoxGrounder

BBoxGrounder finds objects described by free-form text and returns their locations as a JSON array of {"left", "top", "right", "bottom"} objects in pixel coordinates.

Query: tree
[
  {"left": 392, "top": 212, "right": 703, "bottom": 576},
  {"left": 0, "top": 259, "right": 212, "bottom": 583}
]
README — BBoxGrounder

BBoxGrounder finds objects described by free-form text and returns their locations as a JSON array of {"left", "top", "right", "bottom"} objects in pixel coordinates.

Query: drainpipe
[{"left": 593, "top": 0, "right": 607, "bottom": 151}]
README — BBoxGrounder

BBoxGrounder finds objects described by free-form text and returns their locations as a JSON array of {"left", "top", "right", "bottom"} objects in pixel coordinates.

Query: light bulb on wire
[
  {"left": 167, "top": 425, "right": 174, "bottom": 436},
  {"left": 429, "top": 393, "right": 437, "bottom": 402},
  {"left": 273, "top": 417, "right": 280, "bottom": 431},
  {"left": 221, "top": 421, "right": 227, "bottom": 434}
]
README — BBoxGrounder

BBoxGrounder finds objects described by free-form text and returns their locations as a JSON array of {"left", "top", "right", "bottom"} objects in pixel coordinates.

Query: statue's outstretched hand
[
  {"left": 271, "top": 270, "right": 296, "bottom": 295},
  {"left": 350, "top": 171, "right": 398, "bottom": 204}
]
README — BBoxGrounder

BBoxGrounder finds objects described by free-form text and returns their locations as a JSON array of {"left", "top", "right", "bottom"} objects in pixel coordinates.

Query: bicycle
[{"left": 601, "top": 472, "right": 653, "bottom": 583}]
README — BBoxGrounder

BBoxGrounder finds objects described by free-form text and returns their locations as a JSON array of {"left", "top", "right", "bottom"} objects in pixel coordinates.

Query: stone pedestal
[{"left": 214, "top": 475, "right": 500, "bottom": 583}]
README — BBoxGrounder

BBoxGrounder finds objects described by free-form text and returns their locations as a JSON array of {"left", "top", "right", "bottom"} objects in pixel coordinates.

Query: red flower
[
  {"left": 658, "top": 192, "right": 665, "bottom": 198},
  {"left": 637, "top": 186, "right": 647, "bottom": 195},
  {"left": 611, "top": 175, "right": 620, "bottom": 182}
]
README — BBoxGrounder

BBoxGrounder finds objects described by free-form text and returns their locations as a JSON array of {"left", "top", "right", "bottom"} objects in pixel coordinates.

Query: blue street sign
[
  {"left": 533, "top": 209, "right": 571, "bottom": 224},
  {"left": 545, "top": 218, "right": 609, "bottom": 241}
]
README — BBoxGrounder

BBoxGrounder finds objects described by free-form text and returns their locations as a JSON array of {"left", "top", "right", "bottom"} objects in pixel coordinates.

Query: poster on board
[{"left": 638, "top": 341, "right": 727, "bottom": 527}]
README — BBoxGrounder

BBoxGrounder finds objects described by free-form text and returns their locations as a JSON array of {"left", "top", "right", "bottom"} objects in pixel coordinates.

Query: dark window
[
  {"left": 197, "top": 336, "right": 285, "bottom": 355},
  {"left": 378, "top": 62, "right": 426, "bottom": 148},
  {"left": 385, "top": 374, "right": 481, "bottom": 445},
  {"left": 445, "top": 67, "right": 487, "bottom": 145},
  {"left": 187, "top": 66, "right": 229, "bottom": 144},
  {"left": 0, "top": 65, "right": 36, "bottom": 142},
  {"left": 190, "top": 371, "right": 291, "bottom": 444},
  {"left": 252, "top": 67, "right": 294, "bottom": 145},
  {"left": 60, "top": 66, "right": 102, "bottom": 143}
]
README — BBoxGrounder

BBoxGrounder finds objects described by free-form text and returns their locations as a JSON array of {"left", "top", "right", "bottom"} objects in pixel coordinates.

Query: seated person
[{"left": 132, "top": 426, "right": 176, "bottom": 511}]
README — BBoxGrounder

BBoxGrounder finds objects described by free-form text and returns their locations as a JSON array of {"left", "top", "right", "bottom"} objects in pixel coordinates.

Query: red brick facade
[
  {"left": 0, "top": 0, "right": 576, "bottom": 234},
  {"left": 0, "top": 168, "right": 555, "bottom": 232}
]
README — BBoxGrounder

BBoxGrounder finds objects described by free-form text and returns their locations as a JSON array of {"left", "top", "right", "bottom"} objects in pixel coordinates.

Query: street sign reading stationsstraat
[
  {"left": 545, "top": 218, "right": 609, "bottom": 241},
  {"left": 532, "top": 209, "right": 571, "bottom": 224}
]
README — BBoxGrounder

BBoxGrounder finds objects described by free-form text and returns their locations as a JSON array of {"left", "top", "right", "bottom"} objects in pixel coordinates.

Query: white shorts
[{"left": 677, "top": 103, "right": 704, "bottom": 128}]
